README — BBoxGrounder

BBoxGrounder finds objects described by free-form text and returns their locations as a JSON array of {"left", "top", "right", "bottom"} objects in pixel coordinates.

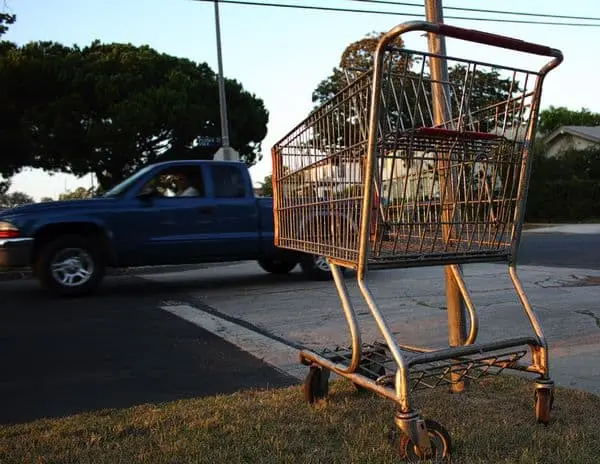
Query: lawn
[{"left": 1, "top": 376, "right": 599, "bottom": 464}]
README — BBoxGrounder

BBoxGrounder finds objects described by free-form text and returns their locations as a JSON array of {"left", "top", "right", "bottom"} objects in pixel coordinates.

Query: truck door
[
  {"left": 123, "top": 163, "right": 217, "bottom": 264},
  {"left": 206, "top": 162, "right": 261, "bottom": 259}
]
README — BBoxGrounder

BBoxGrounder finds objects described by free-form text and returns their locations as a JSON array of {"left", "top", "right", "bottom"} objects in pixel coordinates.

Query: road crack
[{"left": 575, "top": 310, "right": 600, "bottom": 329}]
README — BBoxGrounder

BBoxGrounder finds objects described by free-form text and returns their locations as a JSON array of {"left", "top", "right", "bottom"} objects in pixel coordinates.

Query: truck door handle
[{"left": 198, "top": 206, "right": 214, "bottom": 215}]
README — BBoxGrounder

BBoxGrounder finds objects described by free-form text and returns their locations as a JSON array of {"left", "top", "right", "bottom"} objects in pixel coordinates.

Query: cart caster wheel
[
  {"left": 396, "top": 419, "right": 452, "bottom": 463},
  {"left": 304, "top": 366, "right": 329, "bottom": 404},
  {"left": 534, "top": 388, "right": 554, "bottom": 425}
]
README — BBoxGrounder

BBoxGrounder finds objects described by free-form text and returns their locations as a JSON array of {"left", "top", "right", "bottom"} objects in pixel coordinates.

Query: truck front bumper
[{"left": 0, "top": 238, "right": 34, "bottom": 268}]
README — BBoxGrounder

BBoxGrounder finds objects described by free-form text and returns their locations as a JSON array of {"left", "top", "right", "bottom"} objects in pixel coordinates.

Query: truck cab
[{"left": 0, "top": 160, "right": 333, "bottom": 296}]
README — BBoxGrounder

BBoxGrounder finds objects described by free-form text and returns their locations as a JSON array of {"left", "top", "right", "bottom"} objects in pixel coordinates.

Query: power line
[
  {"left": 345, "top": 0, "right": 600, "bottom": 22},
  {"left": 190, "top": 0, "right": 600, "bottom": 27}
]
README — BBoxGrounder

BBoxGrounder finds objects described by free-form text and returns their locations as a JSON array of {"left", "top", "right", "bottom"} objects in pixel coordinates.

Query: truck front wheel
[
  {"left": 258, "top": 257, "right": 298, "bottom": 275},
  {"left": 35, "top": 235, "right": 105, "bottom": 297}
]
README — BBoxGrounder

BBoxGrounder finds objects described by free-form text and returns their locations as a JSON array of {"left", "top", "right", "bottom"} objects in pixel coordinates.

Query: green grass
[{"left": 1, "top": 376, "right": 599, "bottom": 463}]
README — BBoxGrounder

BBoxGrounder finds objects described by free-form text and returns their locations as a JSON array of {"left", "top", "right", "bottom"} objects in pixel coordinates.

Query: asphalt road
[
  {"left": 0, "top": 275, "right": 295, "bottom": 425},
  {"left": 0, "top": 231, "right": 596, "bottom": 425},
  {"left": 518, "top": 231, "right": 600, "bottom": 269}
]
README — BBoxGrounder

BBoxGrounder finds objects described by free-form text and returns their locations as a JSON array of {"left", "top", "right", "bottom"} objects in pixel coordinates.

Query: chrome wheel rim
[
  {"left": 50, "top": 248, "right": 94, "bottom": 287},
  {"left": 314, "top": 255, "right": 331, "bottom": 272}
]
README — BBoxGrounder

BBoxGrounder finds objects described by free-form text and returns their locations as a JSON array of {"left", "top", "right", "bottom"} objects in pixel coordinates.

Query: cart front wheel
[
  {"left": 396, "top": 419, "right": 452, "bottom": 463},
  {"left": 303, "top": 366, "right": 329, "bottom": 404},
  {"left": 534, "top": 388, "right": 554, "bottom": 425}
]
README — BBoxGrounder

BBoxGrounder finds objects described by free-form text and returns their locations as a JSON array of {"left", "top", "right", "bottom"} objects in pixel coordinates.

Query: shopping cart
[{"left": 271, "top": 21, "right": 562, "bottom": 461}]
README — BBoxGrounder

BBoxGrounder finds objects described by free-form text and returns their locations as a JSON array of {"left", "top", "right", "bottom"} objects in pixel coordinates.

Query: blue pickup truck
[{"left": 0, "top": 159, "right": 333, "bottom": 296}]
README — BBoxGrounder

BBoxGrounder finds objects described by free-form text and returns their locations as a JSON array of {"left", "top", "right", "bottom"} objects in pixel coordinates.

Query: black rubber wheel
[
  {"left": 299, "top": 254, "right": 340, "bottom": 281},
  {"left": 35, "top": 235, "right": 105, "bottom": 297},
  {"left": 257, "top": 258, "right": 298, "bottom": 275},
  {"left": 303, "top": 366, "right": 329, "bottom": 404},
  {"left": 534, "top": 388, "right": 554, "bottom": 425},
  {"left": 396, "top": 419, "right": 452, "bottom": 463}
]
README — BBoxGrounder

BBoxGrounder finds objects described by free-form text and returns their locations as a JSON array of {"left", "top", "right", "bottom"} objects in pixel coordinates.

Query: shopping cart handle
[{"left": 436, "top": 23, "right": 562, "bottom": 59}]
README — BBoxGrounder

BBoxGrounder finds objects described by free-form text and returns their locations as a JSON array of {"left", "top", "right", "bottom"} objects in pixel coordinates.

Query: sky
[{"left": 3, "top": 0, "right": 600, "bottom": 200}]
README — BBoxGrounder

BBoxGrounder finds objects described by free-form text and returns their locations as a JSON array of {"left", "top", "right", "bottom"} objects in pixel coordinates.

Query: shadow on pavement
[{"left": 0, "top": 276, "right": 295, "bottom": 425}]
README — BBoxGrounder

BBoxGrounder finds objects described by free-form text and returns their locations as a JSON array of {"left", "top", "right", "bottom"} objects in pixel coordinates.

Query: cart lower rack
[{"left": 272, "top": 21, "right": 562, "bottom": 462}]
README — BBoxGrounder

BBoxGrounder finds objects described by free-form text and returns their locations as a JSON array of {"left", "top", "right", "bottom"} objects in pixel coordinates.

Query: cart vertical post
[{"left": 424, "top": 0, "right": 468, "bottom": 393}]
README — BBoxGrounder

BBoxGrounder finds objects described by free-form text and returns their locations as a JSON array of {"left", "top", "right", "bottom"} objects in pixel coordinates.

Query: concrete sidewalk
[
  {"left": 143, "top": 261, "right": 600, "bottom": 396},
  {"left": 524, "top": 223, "right": 600, "bottom": 234}
]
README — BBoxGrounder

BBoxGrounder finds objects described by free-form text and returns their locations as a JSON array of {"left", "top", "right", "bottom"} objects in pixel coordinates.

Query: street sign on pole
[{"left": 424, "top": 0, "right": 468, "bottom": 394}]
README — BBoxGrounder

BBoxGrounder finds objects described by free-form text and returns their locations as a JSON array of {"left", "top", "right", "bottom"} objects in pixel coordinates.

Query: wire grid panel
[{"left": 272, "top": 45, "right": 543, "bottom": 267}]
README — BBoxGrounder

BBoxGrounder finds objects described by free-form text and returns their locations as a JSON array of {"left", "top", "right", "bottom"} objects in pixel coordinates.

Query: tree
[
  {"left": 40, "top": 196, "right": 54, "bottom": 203},
  {"left": 312, "top": 31, "right": 408, "bottom": 105},
  {"left": 0, "top": 179, "right": 9, "bottom": 196},
  {"left": 312, "top": 31, "right": 519, "bottom": 138},
  {"left": 259, "top": 174, "right": 273, "bottom": 197},
  {"left": 58, "top": 186, "right": 94, "bottom": 201},
  {"left": 0, "top": 13, "right": 15, "bottom": 38},
  {"left": 538, "top": 106, "right": 600, "bottom": 135},
  {"left": 0, "top": 14, "right": 25, "bottom": 180},
  {"left": 0, "top": 39, "right": 269, "bottom": 190},
  {"left": 0, "top": 191, "right": 34, "bottom": 208}
]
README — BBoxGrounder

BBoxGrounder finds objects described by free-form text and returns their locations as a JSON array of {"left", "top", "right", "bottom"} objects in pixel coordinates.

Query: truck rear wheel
[
  {"left": 299, "top": 254, "right": 341, "bottom": 281},
  {"left": 35, "top": 235, "right": 105, "bottom": 297},
  {"left": 258, "top": 257, "right": 298, "bottom": 275}
]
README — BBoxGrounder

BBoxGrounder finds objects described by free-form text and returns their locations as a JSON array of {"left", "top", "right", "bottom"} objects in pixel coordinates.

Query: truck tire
[
  {"left": 299, "top": 254, "right": 341, "bottom": 281},
  {"left": 35, "top": 235, "right": 105, "bottom": 297},
  {"left": 258, "top": 258, "right": 298, "bottom": 275}
]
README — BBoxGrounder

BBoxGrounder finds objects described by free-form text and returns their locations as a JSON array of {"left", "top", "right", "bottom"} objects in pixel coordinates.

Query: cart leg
[
  {"left": 299, "top": 261, "right": 365, "bottom": 405},
  {"left": 509, "top": 265, "right": 555, "bottom": 423},
  {"left": 330, "top": 261, "right": 362, "bottom": 374},
  {"left": 357, "top": 278, "right": 411, "bottom": 408},
  {"left": 355, "top": 277, "right": 453, "bottom": 458},
  {"left": 508, "top": 264, "right": 549, "bottom": 376}
]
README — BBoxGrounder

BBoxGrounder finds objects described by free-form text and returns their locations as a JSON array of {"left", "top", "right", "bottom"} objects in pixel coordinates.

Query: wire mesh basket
[{"left": 272, "top": 38, "right": 545, "bottom": 268}]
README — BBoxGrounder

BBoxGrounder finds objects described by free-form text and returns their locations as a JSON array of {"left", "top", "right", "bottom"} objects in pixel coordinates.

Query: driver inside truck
[{"left": 174, "top": 170, "right": 203, "bottom": 197}]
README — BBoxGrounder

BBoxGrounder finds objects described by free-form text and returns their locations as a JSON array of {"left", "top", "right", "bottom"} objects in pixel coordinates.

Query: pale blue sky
[{"left": 4, "top": 0, "right": 599, "bottom": 199}]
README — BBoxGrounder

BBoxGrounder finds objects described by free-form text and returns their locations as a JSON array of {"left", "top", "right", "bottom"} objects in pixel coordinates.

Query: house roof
[{"left": 544, "top": 125, "right": 600, "bottom": 145}]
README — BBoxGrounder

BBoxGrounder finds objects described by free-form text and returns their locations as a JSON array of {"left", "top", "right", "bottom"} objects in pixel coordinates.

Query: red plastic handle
[{"left": 437, "top": 24, "right": 560, "bottom": 58}]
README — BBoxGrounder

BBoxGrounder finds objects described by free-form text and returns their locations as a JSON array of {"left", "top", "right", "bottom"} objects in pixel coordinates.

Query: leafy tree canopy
[
  {"left": 0, "top": 13, "right": 15, "bottom": 37},
  {"left": 312, "top": 31, "right": 518, "bottom": 134},
  {"left": 58, "top": 186, "right": 95, "bottom": 201},
  {"left": 0, "top": 179, "right": 10, "bottom": 196},
  {"left": 259, "top": 174, "right": 273, "bottom": 197},
  {"left": 0, "top": 191, "right": 34, "bottom": 208},
  {"left": 312, "top": 31, "right": 407, "bottom": 105},
  {"left": 0, "top": 24, "right": 269, "bottom": 190},
  {"left": 538, "top": 106, "right": 600, "bottom": 135}
]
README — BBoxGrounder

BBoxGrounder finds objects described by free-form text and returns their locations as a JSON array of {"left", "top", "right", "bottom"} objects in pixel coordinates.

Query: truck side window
[
  {"left": 211, "top": 165, "right": 246, "bottom": 198},
  {"left": 141, "top": 166, "right": 205, "bottom": 198}
]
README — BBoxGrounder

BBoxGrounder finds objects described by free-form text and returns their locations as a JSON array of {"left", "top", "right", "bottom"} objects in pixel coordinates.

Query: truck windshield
[{"left": 103, "top": 165, "right": 154, "bottom": 197}]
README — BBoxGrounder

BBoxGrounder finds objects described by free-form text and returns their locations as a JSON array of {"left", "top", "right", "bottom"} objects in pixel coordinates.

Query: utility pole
[
  {"left": 424, "top": 0, "right": 468, "bottom": 393},
  {"left": 212, "top": 0, "right": 240, "bottom": 161}
]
